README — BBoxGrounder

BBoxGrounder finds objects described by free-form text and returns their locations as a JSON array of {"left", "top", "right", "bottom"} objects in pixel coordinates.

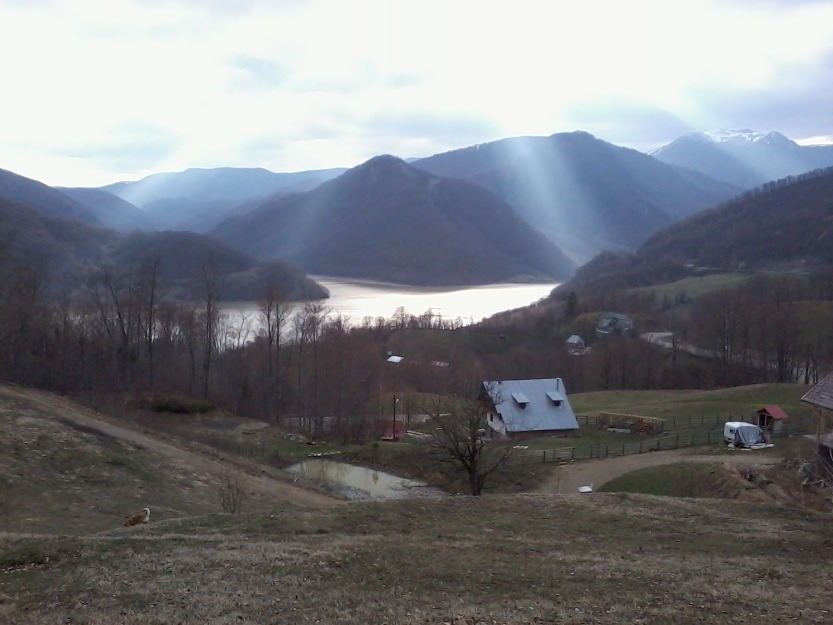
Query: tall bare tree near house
[
  {"left": 200, "top": 261, "right": 220, "bottom": 400},
  {"left": 421, "top": 381, "right": 514, "bottom": 496},
  {"left": 258, "top": 282, "right": 291, "bottom": 422}
]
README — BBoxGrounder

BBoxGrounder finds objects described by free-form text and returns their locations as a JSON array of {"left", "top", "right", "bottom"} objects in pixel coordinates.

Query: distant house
[
  {"left": 565, "top": 334, "right": 587, "bottom": 355},
  {"left": 596, "top": 312, "right": 633, "bottom": 337},
  {"left": 756, "top": 405, "right": 788, "bottom": 435},
  {"left": 482, "top": 378, "right": 579, "bottom": 438}
]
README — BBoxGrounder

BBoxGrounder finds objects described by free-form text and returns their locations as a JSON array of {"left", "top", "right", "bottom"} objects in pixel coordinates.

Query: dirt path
[
  {"left": 0, "top": 384, "right": 340, "bottom": 509},
  {"left": 541, "top": 447, "right": 781, "bottom": 494}
]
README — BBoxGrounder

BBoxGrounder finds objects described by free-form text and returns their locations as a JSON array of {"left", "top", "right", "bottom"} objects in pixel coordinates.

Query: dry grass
[
  {"left": 3, "top": 386, "right": 833, "bottom": 624},
  {"left": 2, "top": 494, "right": 832, "bottom": 624}
]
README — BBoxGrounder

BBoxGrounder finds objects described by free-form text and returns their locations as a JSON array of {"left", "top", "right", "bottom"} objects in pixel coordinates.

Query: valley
[{"left": 3, "top": 126, "right": 833, "bottom": 625}]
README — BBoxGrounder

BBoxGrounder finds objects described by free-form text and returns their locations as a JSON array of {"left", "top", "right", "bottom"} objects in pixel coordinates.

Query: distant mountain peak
[
  {"left": 678, "top": 129, "right": 795, "bottom": 147},
  {"left": 649, "top": 127, "right": 832, "bottom": 190}
]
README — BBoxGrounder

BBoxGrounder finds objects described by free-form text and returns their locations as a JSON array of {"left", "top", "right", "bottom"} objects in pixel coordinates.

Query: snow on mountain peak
[{"left": 702, "top": 129, "right": 768, "bottom": 144}]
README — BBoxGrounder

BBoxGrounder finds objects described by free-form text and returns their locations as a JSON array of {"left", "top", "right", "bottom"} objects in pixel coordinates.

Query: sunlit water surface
[{"left": 221, "top": 277, "right": 559, "bottom": 334}]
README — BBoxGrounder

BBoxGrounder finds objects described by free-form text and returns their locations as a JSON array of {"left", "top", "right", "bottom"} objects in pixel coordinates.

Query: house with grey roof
[
  {"left": 566, "top": 334, "right": 587, "bottom": 355},
  {"left": 596, "top": 312, "right": 633, "bottom": 337},
  {"left": 482, "top": 378, "right": 579, "bottom": 438}
]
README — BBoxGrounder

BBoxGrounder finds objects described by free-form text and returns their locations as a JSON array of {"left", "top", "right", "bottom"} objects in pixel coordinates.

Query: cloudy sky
[{"left": 1, "top": 0, "right": 832, "bottom": 187}]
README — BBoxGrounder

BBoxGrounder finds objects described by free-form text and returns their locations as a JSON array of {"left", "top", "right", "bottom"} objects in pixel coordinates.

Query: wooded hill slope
[
  {"left": 570, "top": 167, "right": 833, "bottom": 289},
  {"left": 214, "top": 155, "right": 576, "bottom": 286}
]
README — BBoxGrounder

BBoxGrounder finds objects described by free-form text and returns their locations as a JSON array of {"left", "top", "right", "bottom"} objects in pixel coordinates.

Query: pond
[{"left": 285, "top": 459, "right": 442, "bottom": 500}]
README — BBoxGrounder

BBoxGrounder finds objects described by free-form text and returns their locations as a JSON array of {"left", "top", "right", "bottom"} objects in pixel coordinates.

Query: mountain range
[
  {"left": 0, "top": 185, "right": 326, "bottom": 301},
  {"left": 570, "top": 167, "right": 833, "bottom": 290},
  {"left": 412, "top": 131, "right": 740, "bottom": 262},
  {"left": 102, "top": 166, "right": 347, "bottom": 231},
  {"left": 650, "top": 129, "right": 833, "bottom": 190},
  {"left": 2, "top": 127, "right": 833, "bottom": 295},
  {"left": 213, "top": 155, "right": 576, "bottom": 285}
]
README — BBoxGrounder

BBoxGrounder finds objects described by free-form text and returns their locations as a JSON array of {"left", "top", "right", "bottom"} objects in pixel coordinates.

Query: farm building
[
  {"left": 482, "top": 378, "right": 579, "bottom": 439},
  {"left": 596, "top": 312, "right": 633, "bottom": 337}
]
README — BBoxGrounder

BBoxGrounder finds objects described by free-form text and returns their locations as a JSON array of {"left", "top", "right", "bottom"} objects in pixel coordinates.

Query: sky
[{"left": 1, "top": 0, "right": 832, "bottom": 187}]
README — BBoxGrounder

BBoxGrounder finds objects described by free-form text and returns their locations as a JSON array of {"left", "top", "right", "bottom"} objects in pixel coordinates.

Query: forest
[{"left": 3, "top": 214, "right": 832, "bottom": 444}]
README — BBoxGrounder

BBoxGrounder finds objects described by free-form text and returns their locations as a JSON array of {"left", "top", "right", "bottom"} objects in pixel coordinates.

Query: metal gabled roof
[{"left": 483, "top": 378, "right": 579, "bottom": 433}]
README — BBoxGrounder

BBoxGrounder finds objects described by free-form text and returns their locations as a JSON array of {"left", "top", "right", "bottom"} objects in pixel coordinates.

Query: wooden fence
[
  {"left": 507, "top": 412, "right": 764, "bottom": 466},
  {"left": 508, "top": 426, "right": 726, "bottom": 465},
  {"left": 574, "top": 413, "right": 755, "bottom": 432}
]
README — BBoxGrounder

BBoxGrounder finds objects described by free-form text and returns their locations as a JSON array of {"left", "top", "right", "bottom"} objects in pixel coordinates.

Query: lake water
[
  {"left": 221, "top": 277, "right": 559, "bottom": 333},
  {"left": 285, "top": 459, "right": 440, "bottom": 500}
]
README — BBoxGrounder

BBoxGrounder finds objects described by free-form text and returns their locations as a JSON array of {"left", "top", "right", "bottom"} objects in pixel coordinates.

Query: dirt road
[
  {"left": 541, "top": 447, "right": 781, "bottom": 494},
  {"left": 0, "top": 384, "right": 340, "bottom": 509}
]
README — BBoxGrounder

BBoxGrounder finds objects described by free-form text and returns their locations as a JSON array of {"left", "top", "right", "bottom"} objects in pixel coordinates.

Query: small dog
[{"left": 123, "top": 507, "right": 151, "bottom": 527}]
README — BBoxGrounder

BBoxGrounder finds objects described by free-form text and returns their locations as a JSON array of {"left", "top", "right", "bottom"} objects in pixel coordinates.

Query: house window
[
  {"left": 546, "top": 390, "right": 564, "bottom": 406},
  {"left": 511, "top": 391, "right": 530, "bottom": 408}
]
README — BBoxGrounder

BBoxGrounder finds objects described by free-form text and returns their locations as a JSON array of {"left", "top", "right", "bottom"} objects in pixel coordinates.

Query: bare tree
[
  {"left": 421, "top": 383, "right": 514, "bottom": 496},
  {"left": 199, "top": 261, "right": 221, "bottom": 400},
  {"left": 259, "top": 283, "right": 291, "bottom": 422}
]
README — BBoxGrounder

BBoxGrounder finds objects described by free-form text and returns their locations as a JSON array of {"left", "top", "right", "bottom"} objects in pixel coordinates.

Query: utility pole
[{"left": 392, "top": 394, "right": 398, "bottom": 441}]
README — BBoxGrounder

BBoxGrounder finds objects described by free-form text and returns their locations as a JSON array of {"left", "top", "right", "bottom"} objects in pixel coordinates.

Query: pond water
[{"left": 285, "top": 459, "right": 441, "bottom": 500}]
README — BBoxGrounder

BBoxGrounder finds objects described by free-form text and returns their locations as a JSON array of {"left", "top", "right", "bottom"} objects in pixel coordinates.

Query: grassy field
[
  {"left": 3, "top": 494, "right": 832, "bottom": 624},
  {"left": 569, "top": 383, "right": 814, "bottom": 426},
  {"left": 3, "top": 384, "right": 833, "bottom": 623},
  {"left": 629, "top": 273, "right": 752, "bottom": 300},
  {"left": 599, "top": 463, "right": 717, "bottom": 496}
]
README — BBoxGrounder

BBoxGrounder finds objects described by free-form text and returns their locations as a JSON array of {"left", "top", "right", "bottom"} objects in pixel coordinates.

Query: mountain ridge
[{"left": 213, "top": 155, "right": 576, "bottom": 286}]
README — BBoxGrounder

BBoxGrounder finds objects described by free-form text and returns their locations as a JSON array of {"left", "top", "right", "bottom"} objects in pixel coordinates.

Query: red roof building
[{"left": 756, "top": 405, "right": 789, "bottom": 434}]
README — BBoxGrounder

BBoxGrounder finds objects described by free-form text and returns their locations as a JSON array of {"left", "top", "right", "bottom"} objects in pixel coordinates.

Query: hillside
[
  {"left": 413, "top": 131, "right": 740, "bottom": 263},
  {"left": 113, "top": 231, "right": 329, "bottom": 300},
  {"left": 570, "top": 167, "right": 833, "bottom": 289},
  {"left": 0, "top": 384, "right": 336, "bottom": 535},
  {"left": 214, "top": 155, "right": 576, "bottom": 286},
  {"left": 0, "top": 167, "right": 97, "bottom": 224},
  {"left": 2, "top": 383, "right": 831, "bottom": 624},
  {"left": 56, "top": 186, "right": 148, "bottom": 232},
  {"left": 0, "top": 196, "right": 327, "bottom": 301},
  {"left": 0, "top": 196, "right": 116, "bottom": 292},
  {"left": 651, "top": 129, "right": 833, "bottom": 189},
  {"left": 101, "top": 166, "right": 347, "bottom": 228}
]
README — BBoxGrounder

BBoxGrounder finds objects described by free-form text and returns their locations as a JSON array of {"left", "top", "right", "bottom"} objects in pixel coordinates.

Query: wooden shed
[{"left": 756, "top": 405, "right": 788, "bottom": 435}]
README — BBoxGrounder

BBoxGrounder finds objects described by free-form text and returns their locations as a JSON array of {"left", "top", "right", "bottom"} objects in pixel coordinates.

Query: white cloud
[{"left": 1, "top": 0, "right": 832, "bottom": 185}]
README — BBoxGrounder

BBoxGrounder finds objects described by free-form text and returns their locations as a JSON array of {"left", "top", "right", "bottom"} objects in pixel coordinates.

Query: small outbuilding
[
  {"left": 379, "top": 419, "right": 406, "bottom": 441},
  {"left": 756, "top": 405, "right": 789, "bottom": 435}
]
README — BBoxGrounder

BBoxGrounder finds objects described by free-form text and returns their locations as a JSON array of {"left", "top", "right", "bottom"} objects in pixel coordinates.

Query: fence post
[
  {"left": 571, "top": 447, "right": 575, "bottom": 460},
  {"left": 675, "top": 435, "right": 679, "bottom": 449},
  {"left": 622, "top": 443, "right": 625, "bottom": 456},
  {"left": 639, "top": 440, "right": 643, "bottom": 453},
  {"left": 605, "top": 445, "right": 609, "bottom": 458},
  {"left": 542, "top": 450, "right": 546, "bottom": 463}
]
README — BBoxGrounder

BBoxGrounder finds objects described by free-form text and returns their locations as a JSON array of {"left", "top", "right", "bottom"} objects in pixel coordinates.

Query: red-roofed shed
[
  {"left": 379, "top": 420, "right": 406, "bottom": 442},
  {"left": 756, "top": 405, "right": 788, "bottom": 434}
]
